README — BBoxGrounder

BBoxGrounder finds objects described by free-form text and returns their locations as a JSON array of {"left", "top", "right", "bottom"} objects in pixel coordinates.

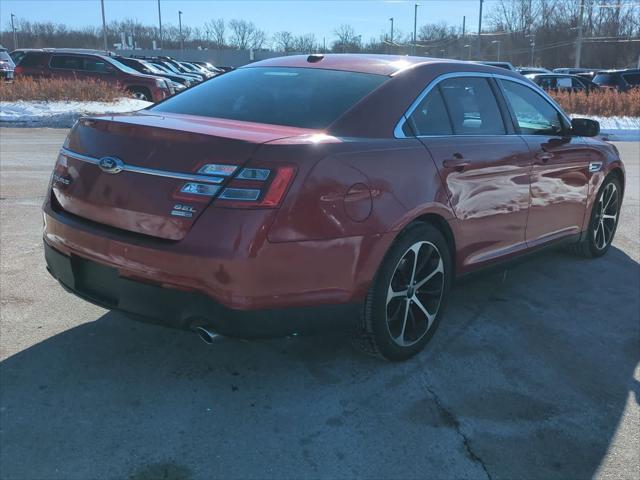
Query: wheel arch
[
  {"left": 607, "top": 166, "right": 625, "bottom": 197},
  {"left": 407, "top": 213, "right": 457, "bottom": 276}
]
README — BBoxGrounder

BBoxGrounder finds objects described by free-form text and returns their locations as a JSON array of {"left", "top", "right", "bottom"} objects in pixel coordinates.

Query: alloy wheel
[
  {"left": 593, "top": 182, "right": 619, "bottom": 250},
  {"left": 386, "top": 241, "right": 445, "bottom": 347}
]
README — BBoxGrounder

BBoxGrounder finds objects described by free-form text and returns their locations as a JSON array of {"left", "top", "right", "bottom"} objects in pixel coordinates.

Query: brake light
[
  {"left": 216, "top": 166, "right": 296, "bottom": 208},
  {"left": 175, "top": 164, "right": 296, "bottom": 208}
]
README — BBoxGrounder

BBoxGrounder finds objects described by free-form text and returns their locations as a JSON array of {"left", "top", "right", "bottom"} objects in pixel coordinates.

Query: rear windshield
[{"left": 151, "top": 67, "right": 387, "bottom": 129}]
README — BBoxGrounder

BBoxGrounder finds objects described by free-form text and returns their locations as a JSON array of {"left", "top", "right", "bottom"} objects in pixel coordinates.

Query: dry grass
[
  {"left": 0, "top": 77, "right": 128, "bottom": 102},
  {"left": 550, "top": 89, "right": 640, "bottom": 117}
]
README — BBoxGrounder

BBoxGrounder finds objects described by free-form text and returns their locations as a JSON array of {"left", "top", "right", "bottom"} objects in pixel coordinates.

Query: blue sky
[{"left": 1, "top": 0, "right": 498, "bottom": 42}]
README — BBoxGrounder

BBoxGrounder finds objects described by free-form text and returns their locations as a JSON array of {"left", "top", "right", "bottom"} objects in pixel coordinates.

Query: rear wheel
[
  {"left": 570, "top": 175, "right": 622, "bottom": 258},
  {"left": 354, "top": 223, "right": 452, "bottom": 361},
  {"left": 128, "top": 87, "right": 152, "bottom": 102}
]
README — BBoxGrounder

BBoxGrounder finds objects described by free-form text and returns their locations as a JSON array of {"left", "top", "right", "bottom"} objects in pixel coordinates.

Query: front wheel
[
  {"left": 354, "top": 223, "right": 453, "bottom": 361},
  {"left": 570, "top": 175, "right": 622, "bottom": 258},
  {"left": 128, "top": 87, "right": 152, "bottom": 102}
]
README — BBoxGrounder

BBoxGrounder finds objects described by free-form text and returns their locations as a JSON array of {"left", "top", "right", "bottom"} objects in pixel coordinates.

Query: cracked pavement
[{"left": 1, "top": 129, "right": 638, "bottom": 480}]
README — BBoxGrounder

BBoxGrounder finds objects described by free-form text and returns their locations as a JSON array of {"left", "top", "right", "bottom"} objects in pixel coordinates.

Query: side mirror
[{"left": 571, "top": 118, "right": 600, "bottom": 137}]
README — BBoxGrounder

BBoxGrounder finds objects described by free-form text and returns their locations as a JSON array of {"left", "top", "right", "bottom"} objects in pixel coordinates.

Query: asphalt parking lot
[{"left": 0, "top": 128, "right": 638, "bottom": 480}]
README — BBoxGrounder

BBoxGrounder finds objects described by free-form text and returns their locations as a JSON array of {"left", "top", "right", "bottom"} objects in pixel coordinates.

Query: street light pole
[
  {"left": 413, "top": 3, "right": 418, "bottom": 56},
  {"left": 477, "top": 0, "right": 483, "bottom": 59},
  {"left": 10, "top": 13, "right": 17, "bottom": 50},
  {"left": 575, "top": 0, "right": 584, "bottom": 68},
  {"left": 178, "top": 10, "right": 184, "bottom": 52},
  {"left": 100, "top": 0, "right": 108, "bottom": 53},
  {"left": 492, "top": 40, "right": 501, "bottom": 61},
  {"left": 157, "top": 0, "right": 163, "bottom": 49},
  {"left": 527, "top": 33, "right": 536, "bottom": 66}
]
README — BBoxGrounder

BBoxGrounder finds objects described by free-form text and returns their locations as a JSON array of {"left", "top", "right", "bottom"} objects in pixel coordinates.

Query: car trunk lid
[{"left": 52, "top": 112, "right": 315, "bottom": 240}]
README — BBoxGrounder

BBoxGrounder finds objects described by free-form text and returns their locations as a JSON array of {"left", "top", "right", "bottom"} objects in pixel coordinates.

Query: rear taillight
[
  {"left": 174, "top": 164, "right": 296, "bottom": 208},
  {"left": 216, "top": 166, "right": 296, "bottom": 208}
]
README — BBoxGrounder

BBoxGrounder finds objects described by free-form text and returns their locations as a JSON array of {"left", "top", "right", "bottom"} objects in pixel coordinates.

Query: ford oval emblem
[{"left": 98, "top": 157, "right": 124, "bottom": 174}]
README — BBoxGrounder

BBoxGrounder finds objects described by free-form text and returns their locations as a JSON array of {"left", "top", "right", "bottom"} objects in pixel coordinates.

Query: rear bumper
[
  {"left": 43, "top": 199, "right": 395, "bottom": 335},
  {"left": 44, "top": 240, "right": 360, "bottom": 337}
]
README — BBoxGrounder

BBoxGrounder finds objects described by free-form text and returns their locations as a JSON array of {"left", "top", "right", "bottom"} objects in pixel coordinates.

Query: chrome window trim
[
  {"left": 394, "top": 71, "right": 572, "bottom": 139},
  {"left": 60, "top": 147, "right": 225, "bottom": 185}
]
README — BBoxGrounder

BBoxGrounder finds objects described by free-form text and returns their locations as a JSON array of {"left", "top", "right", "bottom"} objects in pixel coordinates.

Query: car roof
[
  {"left": 596, "top": 68, "right": 639, "bottom": 74},
  {"left": 526, "top": 73, "right": 580, "bottom": 78},
  {"left": 245, "top": 54, "right": 508, "bottom": 76}
]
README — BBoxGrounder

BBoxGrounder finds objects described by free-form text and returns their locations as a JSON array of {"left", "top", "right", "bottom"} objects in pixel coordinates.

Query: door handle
[
  {"left": 443, "top": 154, "right": 470, "bottom": 171},
  {"left": 535, "top": 152, "right": 554, "bottom": 163}
]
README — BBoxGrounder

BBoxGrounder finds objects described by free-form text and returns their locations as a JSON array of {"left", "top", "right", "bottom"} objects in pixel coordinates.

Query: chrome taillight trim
[
  {"left": 236, "top": 168, "right": 270, "bottom": 181},
  {"left": 60, "top": 148, "right": 225, "bottom": 185}
]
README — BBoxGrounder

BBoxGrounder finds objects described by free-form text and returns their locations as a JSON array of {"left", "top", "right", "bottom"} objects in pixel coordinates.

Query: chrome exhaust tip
[{"left": 194, "top": 326, "right": 219, "bottom": 345}]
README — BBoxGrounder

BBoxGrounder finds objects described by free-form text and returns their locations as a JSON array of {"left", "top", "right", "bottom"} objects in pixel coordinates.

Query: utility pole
[
  {"left": 157, "top": 0, "right": 163, "bottom": 49},
  {"left": 178, "top": 10, "right": 184, "bottom": 52},
  {"left": 10, "top": 13, "right": 17, "bottom": 50},
  {"left": 492, "top": 40, "right": 501, "bottom": 61},
  {"left": 100, "top": 0, "right": 108, "bottom": 53},
  {"left": 477, "top": 0, "right": 483, "bottom": 59},
  {"left": 389, "top": 17, "right": 394, "bottom": 45},
  {"left": 413, "top": 3, "right": 419, "bottom": 56},
  {"left": 462, "top": 16, "right": 466, "bottom": 37},
  {"left": 527, "top": 33, "right": 536, "bottom": 65},
  {"left": 575, "top": 0, "right": 584, "bottom": 68}
]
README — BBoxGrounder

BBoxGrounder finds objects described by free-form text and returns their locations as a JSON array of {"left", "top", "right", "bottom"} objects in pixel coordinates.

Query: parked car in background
[
  {"left": 13, "top": 50, "right": 173, "bottom": 101},
  {"left": 0, "top": 46, "right": 15, "bottom": 81},
  {"left": 152, "top": 60, "right": 204, "bottom": 83},
  {"left": 526, "top": 73, "right": 599, "bottom": 92},
  {"left": 44, "top": 54, "right": 624, "bottom": 360},
  {"left": 475, "top": 61, "right": 516, "bottom": 71},
  {"left": 592, "top": 69, "right": 640, "bottom": 92},
  {"left": 554, "top": 67, "right": 602, "bottom": 75},
  {"left": 516, "top": 66, "right": 551, "bottom": 75},
  {"left": 191, "top": 61, "right": 225, "bottom": 75},
  {"left": 158, "top": 58, "right": 206, "bottom": 82},
  {"left": 177, "top": 61, "right": 213, "bottom": 78},
  {"left": 114, "top": 56, "right": 195, "bottom": 87}
]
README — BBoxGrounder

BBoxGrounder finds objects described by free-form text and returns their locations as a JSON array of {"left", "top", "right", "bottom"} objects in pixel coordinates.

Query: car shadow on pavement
[{"left": 1, "top": 247, "right": 639, "bottom": 480}]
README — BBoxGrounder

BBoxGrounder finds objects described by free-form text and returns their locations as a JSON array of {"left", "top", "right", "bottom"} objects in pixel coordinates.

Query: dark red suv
[
  {"left": 14, "top": 49, "right": 172, "bottom": 102},
  {"left": 43, "top": 55, "right": 624, "bottom": 360}
]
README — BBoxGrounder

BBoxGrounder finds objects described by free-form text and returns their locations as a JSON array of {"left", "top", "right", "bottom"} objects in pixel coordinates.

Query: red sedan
[{"left": 43, "top": 54, "right": 625, "bottom": 360}]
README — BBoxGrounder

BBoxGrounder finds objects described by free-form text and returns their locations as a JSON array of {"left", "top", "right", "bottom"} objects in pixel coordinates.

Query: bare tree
[
  {"left": 332, "top": 24, "right": 360, "bottom": 52},
  {"left": 273, "top": 31, "right": 295, "bottom": 52},
  {"left": 228, "top": 19, "right": 257, "bottom": 49},
  {"left": 293, "top": 33, "right": 317, "bottom": 53},
  {"left": 251, "top": 28, "right": 267, "bottom": 50},
  {"left": 204, "top": 18, "right": 226, "bottom": 48}
]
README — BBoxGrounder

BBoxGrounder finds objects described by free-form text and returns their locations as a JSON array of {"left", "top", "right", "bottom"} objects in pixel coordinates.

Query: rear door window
[
  {"left": 538, "top": 77, "right": 555, "bottom": 90},
  {"left": 500, "top": 80, "right": 564, "bottom": 135},
  {"left": 593, "top": 73, "right": 621, "bottom": 87},
  {"left": 438, "top": 77, "right": 506, "bottom": 135},
  {"left": 556, "top": 77, "right": 573, "bottom": 89},
  {"left": 406, "top": 87, "right": 453, "bottom": 136},
  {"left": 50, "top": 55, "right": 83, "bottom": 70},
  {"left": 82, "top": 57, "right": 110, "bottom": 73}
]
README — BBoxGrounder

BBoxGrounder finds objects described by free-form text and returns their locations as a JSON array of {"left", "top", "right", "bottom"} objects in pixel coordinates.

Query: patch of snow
[{"left": 0, "top": 98, "right": 152, "bottom": 127}]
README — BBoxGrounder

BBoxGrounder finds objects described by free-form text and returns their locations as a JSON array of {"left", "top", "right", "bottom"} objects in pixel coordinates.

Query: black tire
[
  {"left": 569, "top": 175, "right": 622, "bottom": 258},
  {"left": 128, "top": 87, "right": 152, "bottom": 102},
  {"left": 353, "top": 223, "right": 453, "bottom": 361}
]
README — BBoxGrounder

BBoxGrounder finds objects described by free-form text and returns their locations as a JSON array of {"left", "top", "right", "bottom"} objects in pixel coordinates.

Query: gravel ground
[{"left": 0, "top": 128, "right": 638, "bottom": 480}]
